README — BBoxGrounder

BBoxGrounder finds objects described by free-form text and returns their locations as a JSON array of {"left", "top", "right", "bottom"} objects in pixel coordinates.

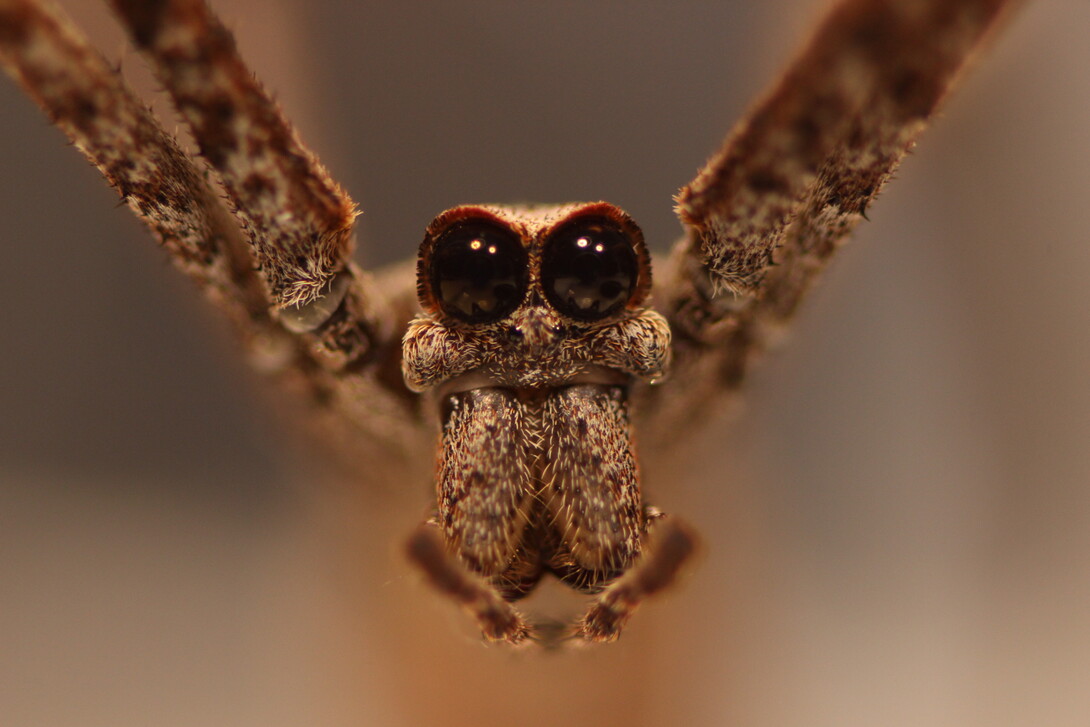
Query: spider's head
[{"left": 403, "top": 202, "right": 669, "bottom": 391}]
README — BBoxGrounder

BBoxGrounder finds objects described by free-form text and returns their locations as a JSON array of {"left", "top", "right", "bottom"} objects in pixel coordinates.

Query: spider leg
[
  {"left": 573, "top": 512, "right": 698, "bottom": 644},
  {"left": 649, "top": 0, "right": 1021, "bottom": 438},
  {"left": 0, "top": 0, "right": 268, "bottom": 336},
  {"left": 1, "top": 0, "right": 423, "bottom": 465},
  {"left": 405, "top": 523, "right": 534, "bottom": 646},
  {"left": 0, "top": 0, "right": 345, "bottom": 435},
  {"left": 108, "top": 0, "right": 399, "bottom": 367}
]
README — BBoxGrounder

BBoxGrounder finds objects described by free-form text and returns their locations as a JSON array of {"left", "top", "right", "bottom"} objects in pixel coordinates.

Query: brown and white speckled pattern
[
  {"left": 436, "top": 388, "right": 533, "bottom": 579},
  {"left": 0, "top": 0, "right": 264, "bottom": 332},
  {"left": 674, "top": 0, "right": 1014, "bottom": 298},
  {"left": 109, "top": 0, "right": 355, "bottom": 310},
  {"left": 403, "top": 203, "right": 670, "bottom": 392},
  {"left": 403, "top": 307, "right": 670, "bottom": 393},
  {"left": 436, "top": 385, "right": 643, "bottom": 594},
  {"left": 404, "top": 203, "right": 684, "bottom": 640},
  {"left": 651, "top": 0, "right": 1020, "bottom": 441},
  {"left": 0, "top": 0, "right": 423, "bottom": 469},
  {"left": 541, "top": 385, "right": 643, "bottom": 582},
  {"left": 108, "top": 0, "right": 397, "bottom": 374}
]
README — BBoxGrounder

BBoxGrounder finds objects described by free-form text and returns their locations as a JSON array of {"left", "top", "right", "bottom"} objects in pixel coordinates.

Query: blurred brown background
[{"left": 2, "top": 1, "right": 1088, "bottom": 725}]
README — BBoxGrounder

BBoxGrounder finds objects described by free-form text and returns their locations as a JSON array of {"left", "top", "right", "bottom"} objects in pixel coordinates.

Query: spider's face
[{"left": 402, "top": 202, "right": 670, "bottom": 393}]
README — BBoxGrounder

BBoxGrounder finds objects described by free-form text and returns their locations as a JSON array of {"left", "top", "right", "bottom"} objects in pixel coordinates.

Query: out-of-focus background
[{"left": 2, "top": 1, "right": 1088, "bottom": 725}]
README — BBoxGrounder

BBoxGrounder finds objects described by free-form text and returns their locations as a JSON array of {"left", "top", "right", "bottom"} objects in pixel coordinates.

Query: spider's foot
[
  {"left": 477, "top": 603, "right": 532, "bottom": 645},
  {"left": 405, "top": 524, "right": 533, "bottom": 646},
  {"left": 572, "top": 517, "right": 699, "bottom": 644},
  {"left": 573, "top": 599, "right": 629, "bottom": 643}
]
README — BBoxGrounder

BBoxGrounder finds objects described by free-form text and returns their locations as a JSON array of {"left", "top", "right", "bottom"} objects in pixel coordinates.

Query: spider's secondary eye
[
  {"left": 541, "top": 219, "right": 639, "bottom": 321},
  {"left": 430, "top": 222, "right": 528, "bottom": 324}
]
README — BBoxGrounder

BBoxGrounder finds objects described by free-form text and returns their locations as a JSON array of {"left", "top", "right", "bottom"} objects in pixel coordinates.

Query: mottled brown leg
[
  {"left": 0, "top": 0, "right": 268, "bottom": 334},
  {"left": 0, "top": 0, "right": 421, "bottom": 468},
  {"left": 574, "top": 515, "right": 698, "bottom": 643},
  {"left": 650, "top": 0, "right": 1021, "bottom": 442},
  {"left": 405, "top": 524, "right": 532, "bottom": 645},
  {"left": 110, "top": 0, "right": 401, "bottom": 374}
]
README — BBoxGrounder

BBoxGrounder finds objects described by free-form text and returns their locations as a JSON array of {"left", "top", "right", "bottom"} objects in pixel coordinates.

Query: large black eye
[
  {"left": 430, "top": 221, "right": 528, "bottom": 323},
  {"left": 541, "top": 218, "right": 639, "bottom": 321}
]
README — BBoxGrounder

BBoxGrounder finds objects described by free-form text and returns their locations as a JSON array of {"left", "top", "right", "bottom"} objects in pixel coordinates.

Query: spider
[{"left": 0, "top": 0, "right": 1021, "bottom": 650}]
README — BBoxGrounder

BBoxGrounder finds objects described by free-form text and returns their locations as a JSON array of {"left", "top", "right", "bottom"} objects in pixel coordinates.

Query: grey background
[{"left": 2, "top": 1, "right": 1089, "bottom": 725}]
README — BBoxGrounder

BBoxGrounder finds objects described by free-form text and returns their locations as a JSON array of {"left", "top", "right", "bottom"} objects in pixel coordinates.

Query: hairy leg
[
  {"left": 574, "top": 514, "right": 698, "bottom": 643},
  {"left": 0, "top": 0, "right": 424, "bottom": 466},
  {"left": 405, "top": 523, "right": 533, "bottom": 645},
  {"left": 649, "top": 0, "right": 1022, "bottom": 440}
]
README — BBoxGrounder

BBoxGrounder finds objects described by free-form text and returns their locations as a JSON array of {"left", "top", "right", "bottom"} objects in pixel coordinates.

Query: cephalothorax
[{"left": 0, "top": 0, "right": 1017, "bottom": 645}]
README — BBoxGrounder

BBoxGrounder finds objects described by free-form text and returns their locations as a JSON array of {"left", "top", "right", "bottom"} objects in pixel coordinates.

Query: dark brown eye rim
[
  {"left": 429, "top": 220, "right": 529, "bottom": 324},
  {"left": 541, "top": 217, "right": 641, "bottom": 322}
]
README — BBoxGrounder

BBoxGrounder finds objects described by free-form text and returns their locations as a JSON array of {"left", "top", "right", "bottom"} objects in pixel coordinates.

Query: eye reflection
[
  {"left": 430, "top": 221, "right": 528, "bottom": 324},
  {"left": 542, "top": 218, "right": 639, "bottom": 321}
]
